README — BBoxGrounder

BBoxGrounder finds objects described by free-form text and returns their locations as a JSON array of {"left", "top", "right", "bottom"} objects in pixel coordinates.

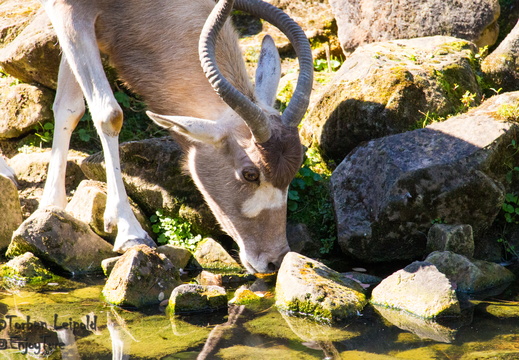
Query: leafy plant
[
  {"left": 288, "top": 148, "right": 336, "bottom": 254},
  {"left": 313, "top": 57, "right": 342, "bottom": 72},
  {"left": 150, "top": 209, "right": 202, "bottom": 251}
]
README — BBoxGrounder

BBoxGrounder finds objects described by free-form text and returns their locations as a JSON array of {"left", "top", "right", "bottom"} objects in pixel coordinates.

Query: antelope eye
[{"left": 242, "top": 167, "right": 260, "bottom": 182}]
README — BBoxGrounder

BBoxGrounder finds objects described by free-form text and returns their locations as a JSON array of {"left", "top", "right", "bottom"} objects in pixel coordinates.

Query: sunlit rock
[
  {"left": 371, "top": 261, "right": 461, "bottom": 319},
  {"left": 0, "top": 174, "right": 22, "bottom": 249},
  {"left": 482, "top": 19, "right": 519, "bottom": 92},
  {"left": 156, "top": 244, "right": 193, "bottom": 270},
  {"left": 193, "top": 238, "right": 242, "bottom": 271},
  {"left": 275, "top": 252, "right": 367, "bottom": 322},
  {"left": 168, "top": 284, "right": 227, "bottom": 314},
  {"left": 80, "top": 137, "right": 219, "bottom": 236},
  {"left": 103, "top": 244, "right": 181, "bottom": 308},
  {"left": 0, "top": 6, "right": 60, "bottom": 89},
  {"left": 425, "top": 251, "right": 516, "bottom": 293},
  {"left": 0, "top": 252, "right": 55, "bottom": 285},
  {"left": 329, "top": 0, "right": 499, "bottom": 53},
  {"left": 0, "top": 76, "right": 54, "bottom": 140},
  {"left": 66, "top": 179, "right": 152, "bottom": 242},
  {"left": 7, "top": 207, "right": 115, "bottom": 274},
  {"left": 301, "top": 36, "right": 483, "bottom": 164},
  {"left": 427, "top": 224, "right": 474, "bottom": 258},
  {"left": 331, "top": 91, "right": 519, "bottom": 263},
  {"left": 9, "top": 149, "right": 86, "bottom": 217}
]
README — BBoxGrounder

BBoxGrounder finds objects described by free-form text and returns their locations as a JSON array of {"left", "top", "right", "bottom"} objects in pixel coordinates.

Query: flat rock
[
  {"left": 275, "top": 252, "right": 367, "bottom": 322},
  {"left": 168, "top": 284, "right": 227, "bottom": 314},
  {"left": 0, "top": 174, "right": 22, "bottom": 249},
  {"left": 103, "top": 244, "right": 181, "bottom": 308},
  {"left": 371, "top": 261, "right": 460, "bottom": 319},
  {"left": 6, "top": 207, "right": 116, "bottom": 274},
  {"left": 425, "top": 251, "right": 516, "bottom": 293}
]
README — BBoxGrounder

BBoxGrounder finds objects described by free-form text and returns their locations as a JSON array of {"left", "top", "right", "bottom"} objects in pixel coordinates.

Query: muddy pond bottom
[{"left": 0, "top": 273, "right": 518, "bottom": 359}]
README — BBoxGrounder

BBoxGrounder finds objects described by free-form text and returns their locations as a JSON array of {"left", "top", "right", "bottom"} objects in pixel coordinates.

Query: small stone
[
  {"left": 427, "top": 224, "right": 474, "bottom": 257},
  {"left": 156, "top": 244, "right": 193, "bottom": 269},
  {"left": 168, "top": 284, "right": 227, "bottom": 314},
  {"left": 103, "top": 245, "right": 182, "bottom": 308},
  {"left": 197, "top": 270, "right": 223, "bottom": 286},
  {"left": 193, "top": 238, "right": 242, "bottom": 271},
  {"left": 0, "top": 252, "right": 54, "bottom": 284}
]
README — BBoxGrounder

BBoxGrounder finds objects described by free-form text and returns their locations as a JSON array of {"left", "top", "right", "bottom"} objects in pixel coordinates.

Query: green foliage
[
  {"left": 71, "top": 88, "right": 167, "bottom": 153},
  {"left": 288, "top": 148, "right": 336, "bottom": 254},
  {"left": 34, "top": 122, "right": 54, "bottom": 144},
  {"left": 313, "top": 57, "right": 342, "bottom": 72},
  {"left": 497, "top": 140, "right": 519, "bottom": 259},
  {"left": 497, "top": 103, "right": 519, "bottom": 122},
  {"left": 150, "top": 209, "right": 202, "bottom": 251}
]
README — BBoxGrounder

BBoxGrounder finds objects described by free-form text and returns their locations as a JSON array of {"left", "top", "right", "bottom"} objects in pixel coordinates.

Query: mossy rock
[
  {"left": 275, "top": 252, "right": 367, "bottom": 323},
  {"left": 168, "top": 284, "right": 227, "bottom": 314}
]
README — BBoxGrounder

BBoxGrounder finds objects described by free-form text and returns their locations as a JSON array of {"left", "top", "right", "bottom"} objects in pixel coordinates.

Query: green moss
[
  {"left": 497, "top": 103, "right": 519, "bottom": 122},
  {"left": 283, "top": 298, "right": 333, "bottom": 323}
]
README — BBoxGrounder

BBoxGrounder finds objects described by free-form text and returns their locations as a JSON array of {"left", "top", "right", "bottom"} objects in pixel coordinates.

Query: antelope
[{"left": 38, "top": 0, "right": 313, "bottom": 274}]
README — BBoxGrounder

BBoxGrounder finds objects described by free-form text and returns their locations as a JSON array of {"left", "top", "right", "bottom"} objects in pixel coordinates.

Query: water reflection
[{"left": 0, "top": 274, "right": 517, "bottom": 359}]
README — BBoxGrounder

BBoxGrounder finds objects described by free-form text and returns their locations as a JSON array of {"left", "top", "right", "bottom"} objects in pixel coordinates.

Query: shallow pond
[{"left": 0, "top": 266, "right": 518, "bottom": 360}]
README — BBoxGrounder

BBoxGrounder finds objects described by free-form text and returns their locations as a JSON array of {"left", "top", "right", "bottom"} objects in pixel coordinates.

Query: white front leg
[{"left": 100, "top": 135, "right": 155, "bottom": 252}]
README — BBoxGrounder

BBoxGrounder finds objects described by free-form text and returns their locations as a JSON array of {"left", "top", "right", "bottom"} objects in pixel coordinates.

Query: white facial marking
[{"left": 242, "top": 182, "right": 286, "bottom": 218}]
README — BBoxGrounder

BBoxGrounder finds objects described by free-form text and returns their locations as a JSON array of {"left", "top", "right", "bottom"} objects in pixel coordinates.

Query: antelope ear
[
  {"left": 255, "top": 35, "right": 281, "bottom": 107},
  {"left": 147, "top": 111, "right": 226, "bottom": 144}
]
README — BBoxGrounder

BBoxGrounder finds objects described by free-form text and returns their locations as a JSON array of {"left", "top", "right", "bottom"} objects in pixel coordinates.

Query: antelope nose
[{"left": 267, "top": 248, "right": 289, "bottom": 272}]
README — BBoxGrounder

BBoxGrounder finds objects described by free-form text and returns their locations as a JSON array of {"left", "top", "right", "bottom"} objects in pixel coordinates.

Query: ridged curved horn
[
  {"left": 234, "top": 0, "right": 314, "bottom": 128},
  {"left": 199, "top": 0, "right": 271, "bottom": 143}
]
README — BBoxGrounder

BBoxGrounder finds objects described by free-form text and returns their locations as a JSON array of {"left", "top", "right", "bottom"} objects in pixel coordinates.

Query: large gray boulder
[
  {"left": 330, "top": 91, "right": 519, "bottom": 263},
  {"left": 0, "top": 174, "right": 23, "bottom": 249},
  {"left": 371, "top": 261, "right": 461, "bottom": 319},
  {"left": 80, "top": 137, "right": 219, "bottom": 236},
  {"left": 0, "top": 76, "right": 54, "bottom": 140},
  {"left": 329, "top": 0, "right": 500, "bottom": 54},
  {"left": 0, "top": 9, "right": 60, "bottom": 89},
  {"left": 275, "top": 252, "right": 367, "bottom": 323},
  {"left": 482, "top": 19, "right": 519, "bottom": 92},
  {"left": 6, "top": 207, "right": 116, "bottom": 274},
  {"left": 301, "top": 36, "right": 482, "bottom": 164}
]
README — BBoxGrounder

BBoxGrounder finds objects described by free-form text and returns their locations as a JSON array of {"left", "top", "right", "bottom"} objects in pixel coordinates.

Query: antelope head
[{"left": 147, "top": 0, "right": 313, "bottom": 273}]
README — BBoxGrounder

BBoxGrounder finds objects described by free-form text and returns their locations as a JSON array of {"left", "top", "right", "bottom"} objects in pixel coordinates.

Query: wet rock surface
[
  {"left": 0, "top": 251, "right": 54, "bottom": 283},
  {"left": 168, "top": 284, "right": 227, "bottom": 314},
  {"left": 275, "top": 252, "right": 367, "bottom": 322},
  {"left": 7, "top": 207, "right": 116, "bottom": 274},
  {"left": 103, "top": 244, "right": 181, "bottom": 308}
]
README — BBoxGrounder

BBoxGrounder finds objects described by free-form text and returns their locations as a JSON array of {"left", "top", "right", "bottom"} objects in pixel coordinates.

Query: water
[{"left": 0, "top": 268, "right": 518, "bottom": 359}]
